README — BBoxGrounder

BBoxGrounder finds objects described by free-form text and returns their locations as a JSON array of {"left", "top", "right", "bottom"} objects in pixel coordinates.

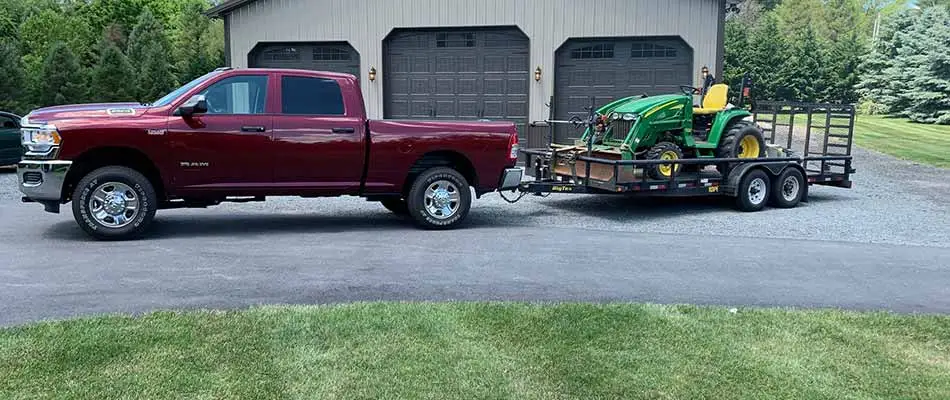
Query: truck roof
[{"left": 222, "top": 67, "right": 358, "bottom": 81}]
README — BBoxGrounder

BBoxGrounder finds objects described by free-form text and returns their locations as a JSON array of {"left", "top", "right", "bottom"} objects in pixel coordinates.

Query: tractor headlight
[
  {"left": 622, "top": 113, "right": 637, "bottom": 121},
  {"left": 610, "top": 112, "right": 621, "bottom": 121},
  {"left": 22, "top": 124, "right": 61, "bottom": 153}
]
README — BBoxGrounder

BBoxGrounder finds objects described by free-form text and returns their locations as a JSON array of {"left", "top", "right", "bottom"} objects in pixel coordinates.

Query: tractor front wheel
[
  {"left": 645, "top": 142, "right": 684, "bottom": 180},
  {"left": 716, "top": 120, "right": 766, "bottom": 175}
]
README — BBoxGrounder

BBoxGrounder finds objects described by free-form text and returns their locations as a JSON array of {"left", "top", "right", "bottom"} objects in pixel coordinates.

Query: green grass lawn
[
  {"left": 2, "top": 303, "right": 949, "bottom": 400},
  {"left": 854, "top": 115, "right": 950, "bottom": 168}
]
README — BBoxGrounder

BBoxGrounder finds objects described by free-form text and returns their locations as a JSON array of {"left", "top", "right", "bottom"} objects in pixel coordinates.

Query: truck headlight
[{"left": 22, "top": 124, "right": 61, "bottom": 153}]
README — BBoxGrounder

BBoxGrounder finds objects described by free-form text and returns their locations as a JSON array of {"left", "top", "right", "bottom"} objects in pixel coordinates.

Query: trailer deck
[{"left": 510, "top": 101, "right": 856, "bottom": 207}]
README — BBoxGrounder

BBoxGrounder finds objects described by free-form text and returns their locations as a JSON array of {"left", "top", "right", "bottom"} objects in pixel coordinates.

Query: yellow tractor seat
[{"left": 692, "top": 84, "right": 729, "bottom": 115}]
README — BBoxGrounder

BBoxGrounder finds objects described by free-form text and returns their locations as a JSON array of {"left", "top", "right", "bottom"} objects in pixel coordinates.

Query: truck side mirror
[{"left": 174, "top": 94, "right": 208, "bottom": 117}]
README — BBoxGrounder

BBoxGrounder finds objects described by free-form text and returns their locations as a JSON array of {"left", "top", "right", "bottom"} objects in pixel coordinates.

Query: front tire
[
  {"left": 645, "top": 142, "right": 683, "bottom": 180},
  {"left": 406, "top": 167, "right": 472, "bottom": 230},
  {"left": 71, "top": 166, "right": 157, "bottom": 240},
  {"left": 734, "top": 169, "right": 770, "bottom": 212}
]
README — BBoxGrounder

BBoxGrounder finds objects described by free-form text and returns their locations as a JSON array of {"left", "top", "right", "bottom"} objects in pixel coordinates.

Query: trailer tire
[
  {"left": 406, "top": 167, "right": 471, "bottom": 230},
  {"left": 380, "top": 198, "right": 409, "bottom": 215},
  {"left": 769, "top": 168, "right": 805, "bottom": 208},
  {"left": 734, "top": 169, "right": 770, "bottom": 212},
  {"left": 71, "top": 166, "right": 157, "bottom": 241}
]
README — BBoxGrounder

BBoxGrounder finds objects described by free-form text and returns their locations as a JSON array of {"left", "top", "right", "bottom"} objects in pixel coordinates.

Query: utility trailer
[{"left": 508, "top": 101, "right": 856, "bottom": 211}]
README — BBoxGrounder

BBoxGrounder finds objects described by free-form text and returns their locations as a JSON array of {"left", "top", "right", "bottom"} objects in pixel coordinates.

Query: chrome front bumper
[
  {"left": 17, "top": 160, "right": 71, "bottom": 201},
  {"left": 499, "top": 167, "right": 524, "bottom": 190}
]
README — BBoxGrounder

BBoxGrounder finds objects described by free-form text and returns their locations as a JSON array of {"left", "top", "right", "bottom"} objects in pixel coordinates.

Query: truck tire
[
  {"left": 380, "top": 198, "right": 409, "bottom": 215},
  {"left": 645, "top": 141, "right": 683, "bottom": 180},
  {"left": 769, "top": 167, "right": 805, "bottom": 208},
  {"left": 734, "top": 168, "right": 770, "bottom": 212},
  {"left": 716, "top": 120, "right": 766, "bottom": 175},
  {"left": 71, "top": 166, "right": 157, "bottom": 241},
  {"left": 406, "top": 167, "right": 471, "bottom": 230}
]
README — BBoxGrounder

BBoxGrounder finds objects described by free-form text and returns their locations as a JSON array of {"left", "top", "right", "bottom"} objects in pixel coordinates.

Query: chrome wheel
[
  {"left": 747, "top": 177, "right": 767, "bottom": 205},
  {"left": 424, "top": 180, "right": 460, "bottom": 220},
  {"left": 88, "top": 182, "right": 139, "bottom": 228},
  {"left": 781, "top": 175, "right": 800, "bottom": 202}
]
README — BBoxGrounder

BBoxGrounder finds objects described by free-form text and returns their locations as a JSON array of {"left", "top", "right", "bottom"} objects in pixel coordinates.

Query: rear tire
[
  {"left": 769, "top": 168, "right": 805, "bottom": 208},
  {"left": 380, "top": 198, "right": 409, "bottom": 215},
  {"left": 71, "top": 166, "right": 157, "bottom": 240},
  {"left": 716, "top": 120, "right": 766, "bottom": 175},
  {"left": 406, "top": 167, "right": 472, "bottom": 230},
  {"left": 734, "top": 169, "right": 770, "bottom": 212}
]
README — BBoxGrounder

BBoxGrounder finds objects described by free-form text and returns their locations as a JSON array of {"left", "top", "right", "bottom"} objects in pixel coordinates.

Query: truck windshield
[{"left": 149, "top": 71, "right": 223, "bottom": 107}]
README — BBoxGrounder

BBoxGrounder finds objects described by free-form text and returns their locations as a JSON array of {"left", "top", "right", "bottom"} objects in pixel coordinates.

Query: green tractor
[{"left": 565, "top": 74, "right": 767, "bottom": 179}]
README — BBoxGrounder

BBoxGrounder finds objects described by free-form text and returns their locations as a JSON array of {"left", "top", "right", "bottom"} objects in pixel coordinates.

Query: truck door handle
[
  {"left": 331, "top": 127, "right": 355, "bottom": 134},
  {"left": 241, "top": 125, "right": 266, "bottom": 132}
]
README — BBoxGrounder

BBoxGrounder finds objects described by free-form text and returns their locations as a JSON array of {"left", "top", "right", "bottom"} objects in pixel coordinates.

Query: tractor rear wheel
[
  {"left": 716, "top": 120, "right": 766, "bottom": 175},
  {"left": 645, "top": 142, "right": 684, "bottom": 180}
]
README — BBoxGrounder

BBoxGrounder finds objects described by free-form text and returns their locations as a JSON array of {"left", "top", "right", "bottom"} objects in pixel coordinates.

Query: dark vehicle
[
  {"left": 0, "top": 111, "right": 23, "bottom": 166},
  {"left": 17, "top": 68, "right": 523, "bottom": 240}
]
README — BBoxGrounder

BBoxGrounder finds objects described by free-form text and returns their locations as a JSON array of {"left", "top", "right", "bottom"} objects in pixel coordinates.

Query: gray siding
[{"left": 225, "top": 0, "right": 721, "bottom": 121}]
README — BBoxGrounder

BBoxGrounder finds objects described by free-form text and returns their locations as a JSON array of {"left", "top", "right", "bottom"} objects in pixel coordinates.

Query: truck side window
[
  {"left": 198, "top": 75, "right": 268, "bottom": 115},
  {"left": 281, "top": 76, "right": 345, "bottom": 115}
]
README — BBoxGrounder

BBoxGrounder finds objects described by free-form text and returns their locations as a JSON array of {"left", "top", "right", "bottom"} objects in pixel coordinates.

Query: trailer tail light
[{"left": 508, "top": 130, "right": 519, "bottom": 162}]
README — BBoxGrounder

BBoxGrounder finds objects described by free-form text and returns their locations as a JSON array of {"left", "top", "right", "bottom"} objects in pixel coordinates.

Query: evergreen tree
[
  {"left": 856, "top": 9, "right": 915, "bottom": 114},
  {"left": 901, "top": 6, "right": 950, "bottom": 123},
  {"left": 784, "top": 25, "right": 829, "bottom": 102},
  {"left": 0, "top": 41, "right": 24, "bottom": 113},
  {"left": 127, "top": 7, "right": 171, "bottom": 100},
  {"left": 137, "top": 40, "right": 177, "bottom": 104},
  {"left": 746, "top": 13, "right": 790, "bottom": 100},
  {"left": 91, "top": 35, "right": 135, "bottom": 103},
  {"left": 174, "top": 0, "right": 213, "bottom": 83},
  {"left": 39, "top": 41, "right": 87, "bottom": 106}
]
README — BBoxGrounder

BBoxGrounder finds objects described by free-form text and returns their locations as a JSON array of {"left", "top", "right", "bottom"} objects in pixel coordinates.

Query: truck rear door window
[{"left": 281, "top": 76, "right": 345, "bottom": 115}]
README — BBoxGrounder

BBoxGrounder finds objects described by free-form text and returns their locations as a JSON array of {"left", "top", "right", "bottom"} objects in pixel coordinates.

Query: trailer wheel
[
  {"left": 380, "top": 198, "right": 409, "bottom": 215},
  {"left": 769, "top": 168, "right": 805, "bottom": 208},
  {"left": 734, "top": 169, "right": 770, "bottom": 212},
  {"left": 406, "top": 167, "right": 472, "bottom": 230}
]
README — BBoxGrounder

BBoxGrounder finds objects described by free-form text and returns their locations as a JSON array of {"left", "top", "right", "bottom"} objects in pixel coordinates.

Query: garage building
[{"left": 207, "top": 0, "right": 727, "bottom": 148}]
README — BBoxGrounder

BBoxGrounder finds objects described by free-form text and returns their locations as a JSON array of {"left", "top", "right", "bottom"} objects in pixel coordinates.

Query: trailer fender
[{"left": 721, "top": 162, "right": 806, "bottom": 201}]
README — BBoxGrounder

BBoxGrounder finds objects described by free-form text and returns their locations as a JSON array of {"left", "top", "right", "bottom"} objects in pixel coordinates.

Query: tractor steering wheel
[{"left": 680, "top": 85, "right": 700, "bottom": 96}]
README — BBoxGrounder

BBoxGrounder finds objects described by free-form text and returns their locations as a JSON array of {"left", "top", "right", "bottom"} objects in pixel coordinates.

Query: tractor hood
[{"left": 597, "top": 94, "right": 687, "bottom": 118}]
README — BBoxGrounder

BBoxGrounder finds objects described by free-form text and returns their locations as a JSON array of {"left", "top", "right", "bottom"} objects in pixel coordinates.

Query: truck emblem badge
[
  {"left": 180, "top": 161, "right": 210, "bottom": 168},
  {"left": 106, "top": 108, "right": 135, "bottom": 115},
  {"left": 147, "top": 129, "right": 166, "bottom": 136}
]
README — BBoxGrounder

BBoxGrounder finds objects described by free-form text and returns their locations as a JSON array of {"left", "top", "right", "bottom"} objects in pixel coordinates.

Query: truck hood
[{"left": 23, "top": 102, "right": 147, "bottom": 125}]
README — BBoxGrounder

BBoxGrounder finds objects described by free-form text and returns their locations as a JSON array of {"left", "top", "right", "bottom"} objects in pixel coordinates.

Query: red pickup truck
[{"left": 17, "top": 67, "right": 523, "bottom": 240}]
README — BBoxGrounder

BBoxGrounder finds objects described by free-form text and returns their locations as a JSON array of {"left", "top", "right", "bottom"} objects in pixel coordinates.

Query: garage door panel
[
  {"left": 410, "top": 101, "right": 430, "bottom": 118},
  {"left": 385, "top": 28, "right": 529, "bottom": 136},
  {"left": 250, "top": 42, "right": 359, "bottom": 79},
  {"left": 555, "top": 37, "right": 693, "bottom": 143}
]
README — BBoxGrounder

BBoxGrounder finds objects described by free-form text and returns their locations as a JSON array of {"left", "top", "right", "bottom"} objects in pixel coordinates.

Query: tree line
[
  {"left": 0, "top": 0, "right": 224, "bottom": 115},
  {"left": 726, "top": 0, "right": 950, "bottom": 124}
]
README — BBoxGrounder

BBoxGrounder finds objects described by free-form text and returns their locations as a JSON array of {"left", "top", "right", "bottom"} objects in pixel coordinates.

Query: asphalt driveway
[{"left": 1, "top": 145, "right": 949, "bottom": 326}]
